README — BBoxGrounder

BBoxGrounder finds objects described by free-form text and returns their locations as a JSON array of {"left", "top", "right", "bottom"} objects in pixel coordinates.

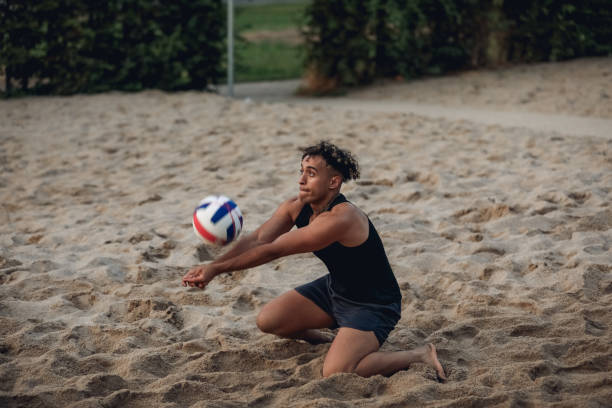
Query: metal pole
[{"left": 227, "top": 0, "right": 234, "bottom": 97}]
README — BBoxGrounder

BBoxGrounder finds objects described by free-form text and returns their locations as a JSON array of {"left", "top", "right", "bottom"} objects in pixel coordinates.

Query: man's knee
[
  {"left": 255, "top": 309, "right": 277, "bottom": 334},
  {"left": 256, "top": 305, "right": 291, "bottom": 336},
  {"left": 322, "top": 361, "right": 356, "bottom": 378}
]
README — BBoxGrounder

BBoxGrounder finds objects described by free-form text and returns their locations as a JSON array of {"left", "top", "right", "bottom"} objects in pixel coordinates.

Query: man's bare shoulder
[
  {"left": 323, "top": 202, "right": 369, "bottom": 245},
  {"left": 279, "top": 196, "right": 306, "bottom": 220},
  {"left": 332, "top": 200, "right": 363, "bottom": 216},
  {"left": 318, "top": 201, "right": 364, "bottom": 225}
]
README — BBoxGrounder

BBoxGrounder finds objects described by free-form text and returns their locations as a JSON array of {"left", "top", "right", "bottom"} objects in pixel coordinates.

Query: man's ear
[{"left": 329, "top": 175, "right": 342, "bottom": 190}]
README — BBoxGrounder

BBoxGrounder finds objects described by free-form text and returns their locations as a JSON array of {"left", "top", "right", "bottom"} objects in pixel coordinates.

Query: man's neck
[{"left": 311, "top": 192, "right": 340, "bottom": 215}]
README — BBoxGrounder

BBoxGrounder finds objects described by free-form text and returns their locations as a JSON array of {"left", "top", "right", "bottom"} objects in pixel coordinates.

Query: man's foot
[{"left": 417, "top": 343, "right": 447, "bottom": 381}]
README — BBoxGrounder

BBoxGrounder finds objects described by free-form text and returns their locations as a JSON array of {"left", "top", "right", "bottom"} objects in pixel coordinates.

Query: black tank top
[{"left": 295, "top": 194, "right": 402, "bottom": 305}]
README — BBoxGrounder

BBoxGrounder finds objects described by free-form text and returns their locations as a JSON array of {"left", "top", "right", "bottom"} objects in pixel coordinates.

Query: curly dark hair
[{"left": 300, "top": 141, "right": 360, "bottom": 181}]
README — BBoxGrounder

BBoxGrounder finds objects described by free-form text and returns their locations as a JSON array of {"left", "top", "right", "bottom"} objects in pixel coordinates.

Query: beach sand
[
  {"left": 1, "top": 58, "right": 611, "bottom": 407},
  {"left": 349, "top": 57, "right": 612, "bottom": 119}
]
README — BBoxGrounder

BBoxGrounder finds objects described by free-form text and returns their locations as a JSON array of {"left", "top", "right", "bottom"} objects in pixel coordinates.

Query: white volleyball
[{"left": 192, "top": 195, "right": 243, "bottom": 245}]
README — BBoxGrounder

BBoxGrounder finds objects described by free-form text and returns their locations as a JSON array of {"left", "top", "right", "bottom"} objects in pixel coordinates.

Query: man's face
[{"left": 298, "top": 155, "right": 334, "bottom": 203}]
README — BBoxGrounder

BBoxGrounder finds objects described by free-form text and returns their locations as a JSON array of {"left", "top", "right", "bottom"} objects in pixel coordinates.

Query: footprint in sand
[{"left": 124, "top": 299, "right": 184, "bottom": 329}]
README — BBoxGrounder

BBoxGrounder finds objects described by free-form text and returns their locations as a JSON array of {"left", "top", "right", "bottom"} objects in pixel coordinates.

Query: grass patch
[
  {"left": 235, "top": 41, "right": 303, "bottom": 82},
  {"left": 233, "top": 1, "right": 309, "bottom": 82},
  {"left": 235, "top": 2, "right": 309, "bottom": 32}
]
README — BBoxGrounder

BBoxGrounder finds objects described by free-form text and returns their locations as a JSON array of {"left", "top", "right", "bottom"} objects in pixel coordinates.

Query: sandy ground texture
[
  {"left": 347, "top": 57, "right": 612, "bottom": 119},
  {"left": 226, "top": 58, "right": 612, "bottom": 120},
  {"left": 1, "top": 58, "right": 611, "bottom": 407},
  {"left": 222, "top": 58, "right": 612, "bottom": 139}
]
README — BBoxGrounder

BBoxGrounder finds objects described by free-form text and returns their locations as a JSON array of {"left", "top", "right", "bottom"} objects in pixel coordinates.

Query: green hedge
[
  {"left": 302, "top": 0, "right": 377, "bottom": 87},
  {"left": 503, "top": 0, "right": 612, "bottom": 62},
  {"left": 1, "top": 0, "right": 224, "bottom": 95},
  {"left": 303, "top": 0, "right": 612, "bottom": 90}
]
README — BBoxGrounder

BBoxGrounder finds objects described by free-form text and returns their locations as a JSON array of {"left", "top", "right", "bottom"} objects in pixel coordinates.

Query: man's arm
[
  {"left": 182, "top": 197, "right": 301, "bottom": 288},
  {"left": 215, "top": 211, "right": 346, "bottom": 271},
  {"left": 182, "top": 205, "right": 353, "bottom": 289},
  {"left": 210, "top": 197, "right": 300, "bottom": 264}
]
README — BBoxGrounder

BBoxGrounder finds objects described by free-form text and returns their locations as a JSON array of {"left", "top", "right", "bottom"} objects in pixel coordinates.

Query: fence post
[{"left": 227, "top": 0, "right": 234, "bottom": 97}]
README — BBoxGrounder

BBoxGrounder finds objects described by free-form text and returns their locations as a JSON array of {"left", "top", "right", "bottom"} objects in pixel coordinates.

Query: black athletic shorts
[{"left": 295, "top": 275, "right": 401, "bottom": 346}]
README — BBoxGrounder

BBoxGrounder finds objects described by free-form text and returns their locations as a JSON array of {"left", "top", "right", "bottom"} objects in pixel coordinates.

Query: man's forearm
[
  {"left": 213, "top": 241, "right": 280, "bottom": 276},
  {"left": 211, "top": 232, "right": 264, "bottom": 265}
]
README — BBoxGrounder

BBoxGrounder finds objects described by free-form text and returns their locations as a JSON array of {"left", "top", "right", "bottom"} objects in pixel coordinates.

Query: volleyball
[{"left": 192, "top": 195, "right": 243, "bottom": 245}]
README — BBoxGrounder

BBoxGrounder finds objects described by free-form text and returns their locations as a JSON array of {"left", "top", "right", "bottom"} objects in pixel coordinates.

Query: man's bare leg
[
  {"left": 256, "top": 290, "right": 335, "bottom": 344},
  {"left": 323, "top": 327, "right": 446, "bottom": 380},
  {"left": 258, "top": 293, "right": 446, "bottom": 378},
  {"left": 355, "top": 343, "right": 447, "bottom": 380}
]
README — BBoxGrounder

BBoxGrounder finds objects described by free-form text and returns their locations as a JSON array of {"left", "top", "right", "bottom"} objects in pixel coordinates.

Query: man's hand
[{"left": 182, "top": 264, "right": 219, "bottom": 289}]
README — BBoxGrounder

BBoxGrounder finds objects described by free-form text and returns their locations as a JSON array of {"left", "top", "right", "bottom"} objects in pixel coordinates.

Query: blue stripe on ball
[
  {"left": 211, "top": 206, "right": 228, "bottom": 223},
  {"left": 211, "top": 200, "right": 236, "bottom": 223},
  {"left": 226, "top": 223, "right": 235, "bottom": 241},
  {"left": 196, "top": 203, "right": 210, "bottom": 211}
]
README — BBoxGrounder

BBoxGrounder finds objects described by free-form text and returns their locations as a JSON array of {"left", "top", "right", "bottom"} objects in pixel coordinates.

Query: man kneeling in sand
[{"left": 182, "top": 141, "right": 446, "bottom": 380}]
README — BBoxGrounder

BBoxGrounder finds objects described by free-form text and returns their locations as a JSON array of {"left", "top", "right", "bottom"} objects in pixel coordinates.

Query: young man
[{"left": 182, "top": 141, "right": 446, "bottom": 380}]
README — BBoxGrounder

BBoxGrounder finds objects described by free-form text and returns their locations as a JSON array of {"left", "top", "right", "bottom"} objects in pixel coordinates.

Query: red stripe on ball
[{"left": 193, "top": 212, "right": 223, "bottom": 244}]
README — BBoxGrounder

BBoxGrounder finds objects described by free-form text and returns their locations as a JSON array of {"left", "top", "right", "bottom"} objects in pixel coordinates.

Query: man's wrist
[{"left": 208, "top": 262, "right": 223, "bottom": 277}]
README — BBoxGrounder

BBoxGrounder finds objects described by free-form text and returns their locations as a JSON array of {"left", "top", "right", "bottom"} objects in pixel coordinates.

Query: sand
[
  {"left": 349, "top": 57, "right": 612, "bottom": 119},
  {"left": 1, "top": 57, "right": 611, "bottom": 407}
]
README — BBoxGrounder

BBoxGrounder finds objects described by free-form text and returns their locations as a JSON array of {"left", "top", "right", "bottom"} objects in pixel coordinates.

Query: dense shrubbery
[
  {"left": 0, "top": 0, "right": 224, "bottom": 95},
  {"left": 302, "top": 0, "right": 612, "bottom": 91},
  {"left": 302, "top": 0, "right": 377, "bottom": 89},
  {"left": 2, "top": 1, "right": 610, "bottom": 96},
  {"left": 503, "top": 0, "right": 612, "bottom": 62}
]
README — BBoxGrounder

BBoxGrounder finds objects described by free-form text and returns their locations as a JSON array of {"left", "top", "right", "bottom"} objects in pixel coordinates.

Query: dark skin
[{"left": 182, "top": 155, "right": 446, "bottom": 379}]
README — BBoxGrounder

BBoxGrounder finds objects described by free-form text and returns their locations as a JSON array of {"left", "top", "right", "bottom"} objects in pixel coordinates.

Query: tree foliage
[
  {"left": 302, "top": 0, "right": 612, "bottom": 91},
  {"left": 0, "top": 0, "right": 224, "bottom": 96},
  {"left": 302, "top": 0, "right": 377, "bottom": 87}
]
